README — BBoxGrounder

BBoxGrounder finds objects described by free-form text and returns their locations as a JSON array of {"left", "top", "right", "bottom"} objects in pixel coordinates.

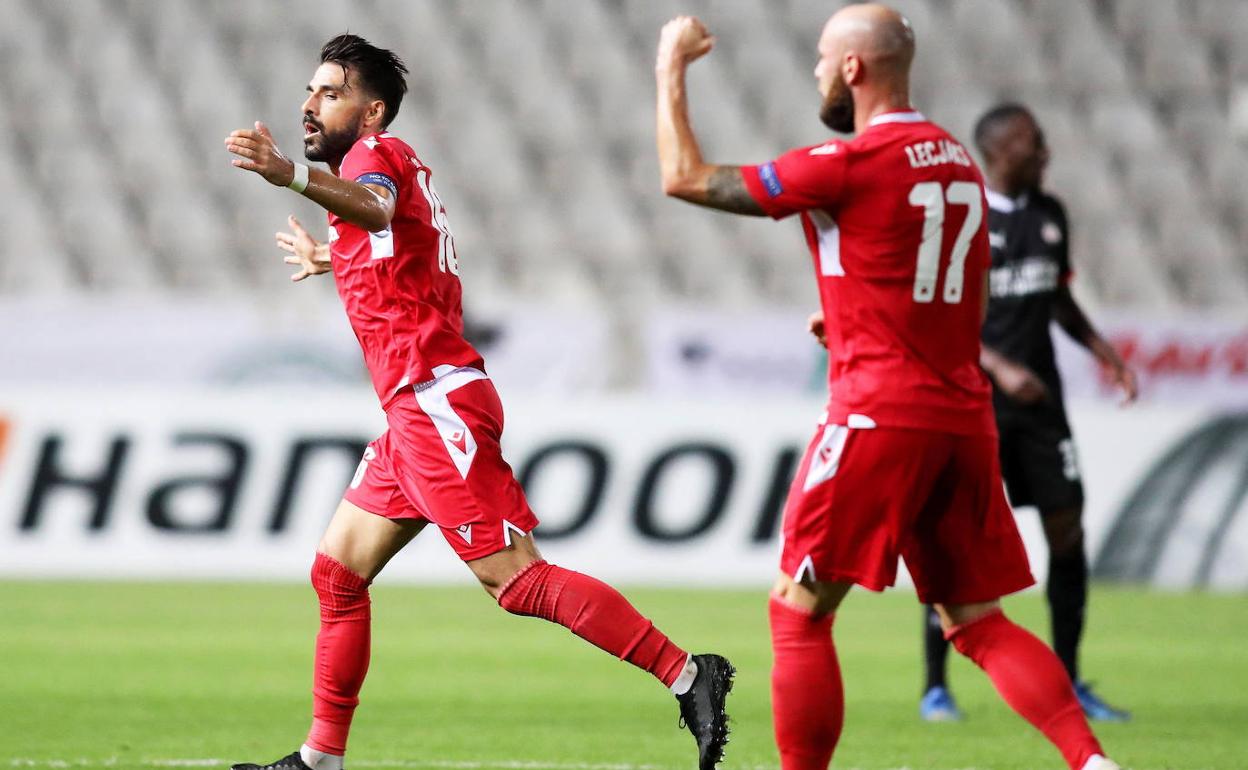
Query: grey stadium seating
[{"left": 1, "top": 0, "right": 1246, "bottom": 313}]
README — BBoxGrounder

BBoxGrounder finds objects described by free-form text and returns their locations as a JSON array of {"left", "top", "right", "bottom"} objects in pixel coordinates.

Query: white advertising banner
[
  {"left": 644, "top": 308, "right": 825, "bottom": 395},
  {"left": 0, "top": 296, "right": 610, "bottom": 394},
  {"left": 647, "top": 309, "right": 1248, "bottom": 408},
  {"left": 0, "top": 389, "right": 1242, "bottom": 590},
  {"left": 1054, "top": 313, "right": 1248, "bottom": 407}
]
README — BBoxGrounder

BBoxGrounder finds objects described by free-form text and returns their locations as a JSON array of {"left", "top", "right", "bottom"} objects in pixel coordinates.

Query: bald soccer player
[{"left": 654, "top": 6, "right": 1121, "bottom": 770}]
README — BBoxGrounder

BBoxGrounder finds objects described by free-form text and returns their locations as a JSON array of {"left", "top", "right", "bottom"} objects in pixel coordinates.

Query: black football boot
[
  {"left": 676, "top": 653, "right": 736, "bottom": 770},
  {"left": 231, "top": 750, "right": 312, "bottom": 770}
]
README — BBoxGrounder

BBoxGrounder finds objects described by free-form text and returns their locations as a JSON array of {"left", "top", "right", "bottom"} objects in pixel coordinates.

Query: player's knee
[
  {"left": 493, "top": 559, "right": 556, "bottom": 614},
  {"left": 1042, "top": 506, "right": 1085, "bottom": 558},
  {"left": 311, "top": 551, "right": 371, "bottom": 620},
  {"left": 474, "top": 553, "right": 544, "bottom": 603},
  {"left": 772, "top": 573, "right": 849, "bottom": 617},
  {"left": 480, "top": 571, "right": 515, "bottom": 601},
  {"left": 935, "top": 600, "right": 1000, "bottom": 634},
  {"left": 475, "top": 566, "right": 510, "bottom": 601}
]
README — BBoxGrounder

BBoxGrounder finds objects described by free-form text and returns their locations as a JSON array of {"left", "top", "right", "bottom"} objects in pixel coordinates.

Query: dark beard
[
  {"left": 303, "top": 123, "right": 358, "bottom": 163},
  {"left": 819, "top": 87, "right": 855, "bottom": 133}
]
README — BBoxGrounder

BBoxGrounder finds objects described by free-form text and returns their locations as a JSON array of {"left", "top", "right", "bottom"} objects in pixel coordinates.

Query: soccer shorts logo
[{"left": 803, "top": 425, "right": 849, "bottom": 492}]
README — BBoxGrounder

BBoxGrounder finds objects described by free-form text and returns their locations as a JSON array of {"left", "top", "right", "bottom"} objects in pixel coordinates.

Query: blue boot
[
  {"left": 919, "top": 685, "right": 964, "bottom": 722},
  {"left": 1075, "top": 681, "right": 1131, "bottom": 722}
]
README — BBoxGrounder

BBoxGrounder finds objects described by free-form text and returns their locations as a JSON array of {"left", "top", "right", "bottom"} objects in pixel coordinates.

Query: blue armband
[{"left": 356, "top": 172, "right": 398, "bottom": 198}]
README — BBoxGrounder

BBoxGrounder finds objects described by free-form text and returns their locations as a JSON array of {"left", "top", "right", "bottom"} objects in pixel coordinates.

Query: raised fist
[{"left": 657, "top": 16, "right": 714, "bottom": 71}]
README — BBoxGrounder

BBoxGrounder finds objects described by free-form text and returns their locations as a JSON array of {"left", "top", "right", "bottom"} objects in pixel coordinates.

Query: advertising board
[{"left": 2, "top": 390, "right": 1237, "bottom": 590}]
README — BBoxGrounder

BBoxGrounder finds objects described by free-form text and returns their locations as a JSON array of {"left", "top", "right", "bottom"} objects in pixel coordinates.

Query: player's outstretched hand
[
  {"left": 656, "top": 16, "right": 714, "bottom": 72},
  {"left": 225, "top": 122, "right": 297, "bottom": 188},
  {"left": 276, "top": 215, "right": 331, "bottom": 282},
  {"left": 995, "top": 359, "right": 1050, "bottom": 405},
  {"left": 1106, "top": 361, "right": 1139, "bottom": 407},
  {"left": 807, "top": 310, "right": 827, "bottom": 347}
]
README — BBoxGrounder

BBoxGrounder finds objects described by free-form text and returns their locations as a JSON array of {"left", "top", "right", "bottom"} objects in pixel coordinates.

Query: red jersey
[
  {"left": 329, "top": 132, "right": 484, "bottom": 408},
  {"left": 742, "top": 111, "right": 995, "bottom": 435}
]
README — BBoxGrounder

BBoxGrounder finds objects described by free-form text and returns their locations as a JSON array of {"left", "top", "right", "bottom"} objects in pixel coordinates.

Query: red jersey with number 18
[
  {"left": 742, "top": 111, "right": 995, "bottom": 436},
  {"left": 329, "top": 132, "right": 484, "bottom": 409}
]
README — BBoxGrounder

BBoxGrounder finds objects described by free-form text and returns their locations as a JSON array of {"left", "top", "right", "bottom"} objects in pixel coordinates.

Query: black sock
[
  {"left": 1047, "top": 547, "right": 1088, "bottom": 683},
  {"left": 922, "top": 604, "right": 949, "bottom": 692}
]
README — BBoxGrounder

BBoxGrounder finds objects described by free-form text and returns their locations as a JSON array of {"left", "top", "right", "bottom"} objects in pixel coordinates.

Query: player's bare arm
[
  {"left": 275, "top": 215, "right": 332, "bottom": 282},
  {"left": 224, "top": 122, "right": 395, "bottom": 233},
  {"left": 655, "top": 17, "right": 765, "bottom": 216},
  {"left": 980, "top": 344, "right": 1049, "bottom": 404},
  {"left": 1052, "top": 286, "right": 1138, "bottom": 404}
]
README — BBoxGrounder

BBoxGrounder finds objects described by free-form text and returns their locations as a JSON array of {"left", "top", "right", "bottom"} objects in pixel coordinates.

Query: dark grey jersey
[{"left": 980, "top": 188, "right": 1072, "bottom": 400}]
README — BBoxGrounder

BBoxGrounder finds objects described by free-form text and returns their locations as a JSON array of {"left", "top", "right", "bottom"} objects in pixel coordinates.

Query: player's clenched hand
[
  {"left": 807, "top": 311, "right": 827, "bottom": 347},
  {"left": 276, "top": 215, "right": 331, "bottom": 282},
  {"left": 656, "top": 16, "right": 714, "bottom": 72},
  {"left": 994, "top": 359, "right": 1050, "bottom": 405},
  {"left": 225, "top": 122, "right": 296, "bottom": 187}
]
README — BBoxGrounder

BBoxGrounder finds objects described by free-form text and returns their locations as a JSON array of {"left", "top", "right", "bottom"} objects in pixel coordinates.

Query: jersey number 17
[{"left": 907, "top": 181, "right": 982, "bottom": 305}]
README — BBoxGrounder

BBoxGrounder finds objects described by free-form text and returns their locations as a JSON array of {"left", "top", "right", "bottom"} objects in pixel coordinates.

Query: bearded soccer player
[
  {"left": 655, "top": 6, "right": 1119, "bottom": 770},
  {"left": 224, "top": 34, "right": 733, "bottom": 770},
  {"left": 916, "top": 103, "right": 1137, "bottom": 724}
]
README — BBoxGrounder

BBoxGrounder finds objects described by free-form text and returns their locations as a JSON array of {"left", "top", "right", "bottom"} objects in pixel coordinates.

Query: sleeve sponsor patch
[
  {"left": 356, "top": 172, "right": 398, "bottom": 198},
  {"left": 758, "top": 162, "right": 784, "bottom": 198}
]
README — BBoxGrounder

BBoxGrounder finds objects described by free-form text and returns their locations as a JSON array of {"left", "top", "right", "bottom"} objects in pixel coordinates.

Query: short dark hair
[
  {"left": 320, "top": 34, "right": 408, "bottom": 127},
  {"left": 973, "top": 103, "right": 1032, "bottom": 158}
]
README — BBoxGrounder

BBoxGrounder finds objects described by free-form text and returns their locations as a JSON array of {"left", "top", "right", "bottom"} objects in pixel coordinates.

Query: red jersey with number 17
[
  {"left": 742, "top": 111, "right": 995, "bottom": 435},
  {"left": 329, "top": 132, "right": 484, "bottom": 409}
]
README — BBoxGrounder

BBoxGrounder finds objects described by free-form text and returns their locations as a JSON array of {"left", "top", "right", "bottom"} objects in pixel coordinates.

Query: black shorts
[{"left": 995, "top": 399, "right": 1085, "bottom": 513}]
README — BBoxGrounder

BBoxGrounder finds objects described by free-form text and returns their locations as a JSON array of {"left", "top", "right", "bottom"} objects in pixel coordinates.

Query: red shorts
[
  {"left": 344, "top": 367, "right": 540, "bottom": 562},
  {"left": 780, "top": 417, "right": 1034, "bottom": 604}
]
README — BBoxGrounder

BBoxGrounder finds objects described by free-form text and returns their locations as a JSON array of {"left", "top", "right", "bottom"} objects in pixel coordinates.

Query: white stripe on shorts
[{"left": 413, "top": 365, "right": 489, "bottom": 479}]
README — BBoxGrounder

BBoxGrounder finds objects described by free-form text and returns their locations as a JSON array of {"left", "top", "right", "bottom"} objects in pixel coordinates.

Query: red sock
[
  {"left": 305, "top": 553, "right": 371, "bottom": 756},
  {"left": 769, "top": 597, "right": 842, "bottom": 770},
  {"left": 497, "top": 560, "right": 689, "bottom": 687},
  {"left": 947, "top": 609, "right": 1102, "bottom": 770}
]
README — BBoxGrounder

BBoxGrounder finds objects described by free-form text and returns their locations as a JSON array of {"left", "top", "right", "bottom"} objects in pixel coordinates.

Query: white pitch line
[
  {"left": 10, "top": 761, "right": 686, "bottom": 770},
  {"left": 6, "top": 761, "right": 1002, "bottom": 770}
]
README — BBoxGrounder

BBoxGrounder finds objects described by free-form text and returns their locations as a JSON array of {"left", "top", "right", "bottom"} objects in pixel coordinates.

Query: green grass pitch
[{"left": 1, "top": 581, "right": 1245, "bottom": 770}]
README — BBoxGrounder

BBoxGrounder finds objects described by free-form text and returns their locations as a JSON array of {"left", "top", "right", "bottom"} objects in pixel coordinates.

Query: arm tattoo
[{"left": 704, "top": 166, "right": 767, "bottom": 216}]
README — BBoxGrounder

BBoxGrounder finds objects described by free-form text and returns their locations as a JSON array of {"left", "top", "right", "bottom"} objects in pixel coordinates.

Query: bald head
[
  {"left": 820, "top": 3, "right": 915, "bottom": 76},
  {"left": 814, "top": 3, "right": 915, "bottom": 133}
]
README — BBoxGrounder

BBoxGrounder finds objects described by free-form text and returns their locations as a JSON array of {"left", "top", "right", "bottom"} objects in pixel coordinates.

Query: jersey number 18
[{"left": 415, "top": 166, "right": 459, "bottom": 276}]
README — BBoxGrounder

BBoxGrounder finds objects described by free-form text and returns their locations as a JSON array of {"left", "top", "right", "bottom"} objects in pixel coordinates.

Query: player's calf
[
  {"left": 943, "top": 605, "right": 1110, "bottom": 770},
  {"left": 305, "top": 553, "right": 371, "bottom": 760},
  {"left": 495, "top": 558, "right": 693, "bottom": 687},
  {"left": 494, "top": 556, "right": 733, "bottom": 769},
  {"left": 770, "top": 595, "right": 842, "bottom": 770}
]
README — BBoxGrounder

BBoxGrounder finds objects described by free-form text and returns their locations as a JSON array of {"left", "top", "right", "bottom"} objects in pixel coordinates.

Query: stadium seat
[{"left": 1, "top": 0, "right": 1243, "bottom": 320}]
